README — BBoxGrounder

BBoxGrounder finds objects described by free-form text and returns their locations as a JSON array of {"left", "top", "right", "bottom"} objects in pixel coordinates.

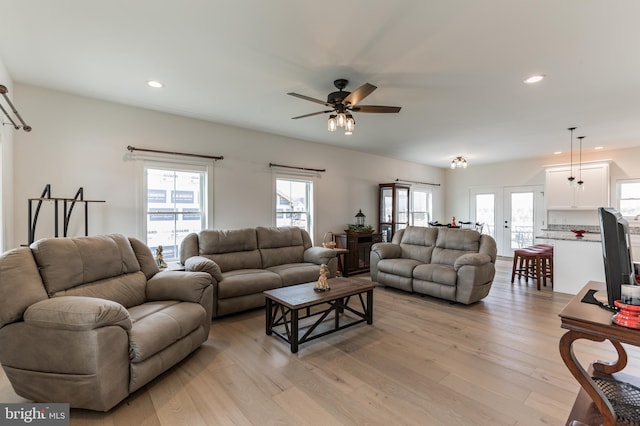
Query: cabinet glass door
[{"left": 395, "top": 186, "right": 409, "bottom": 233}]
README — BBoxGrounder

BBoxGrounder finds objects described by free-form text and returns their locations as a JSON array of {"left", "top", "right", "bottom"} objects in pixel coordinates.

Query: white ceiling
[{"left": 1, "top": 0, "right": 639, "bottom": 168}]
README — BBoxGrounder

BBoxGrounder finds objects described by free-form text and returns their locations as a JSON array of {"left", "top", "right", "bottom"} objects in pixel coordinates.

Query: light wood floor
[{"left": 2, "top": 259, "right": 639, "bottom": 425}]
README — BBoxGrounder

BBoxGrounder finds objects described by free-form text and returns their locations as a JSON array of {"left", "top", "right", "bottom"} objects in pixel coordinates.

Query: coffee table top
[{"left": 264, "top": 277, "right": 375, "bottom": 309}]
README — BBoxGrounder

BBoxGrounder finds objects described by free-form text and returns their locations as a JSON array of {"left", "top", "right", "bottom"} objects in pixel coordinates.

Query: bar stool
[{"left": 511, "top": 245, "right": 554, "bottom": 290}]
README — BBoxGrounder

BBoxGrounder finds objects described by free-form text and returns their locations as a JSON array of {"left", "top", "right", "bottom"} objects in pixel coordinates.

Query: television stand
[{"left": 559, "top": 281, "right": 640, "bottom": 425}]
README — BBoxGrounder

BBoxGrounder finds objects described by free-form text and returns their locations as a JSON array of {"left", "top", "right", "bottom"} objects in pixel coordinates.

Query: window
[
  {"left": 618, "top": 180, "right": 640, "bottom": 218},
  {"left": 144, "top": 165, "right": 208, "bottom": 261},
  {"left": 275, "top": 177, "right": 313, "bottom": 235},
  {"left": 410, "top": 189, "right": 432, "bottom": 226}
]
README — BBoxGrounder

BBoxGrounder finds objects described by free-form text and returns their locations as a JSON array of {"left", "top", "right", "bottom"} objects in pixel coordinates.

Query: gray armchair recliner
[{"left": 0, "top": 234, "right": 212, "bottom": 411}]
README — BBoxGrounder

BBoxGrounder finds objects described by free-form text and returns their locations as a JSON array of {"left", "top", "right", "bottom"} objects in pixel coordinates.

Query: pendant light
[
  {"left": 577, "top": 136, "right": 585, "bottom": 190},
  {"left": 567, "top": 127, "right": 577, "bottom": 186}
]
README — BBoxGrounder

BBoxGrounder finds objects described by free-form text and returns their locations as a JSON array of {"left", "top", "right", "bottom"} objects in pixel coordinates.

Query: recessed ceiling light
[
  {"left": 524, "top": 75, "right": 545, "bottom": 84},
  {"left": 594, "top": 146, "right": 604, "bottom": 150},
  {"left": 554, "top": 151, "right": 562, "bottom": 155},
  {"left": 147, "top": 80, "right": 164, "bottom": 88}
]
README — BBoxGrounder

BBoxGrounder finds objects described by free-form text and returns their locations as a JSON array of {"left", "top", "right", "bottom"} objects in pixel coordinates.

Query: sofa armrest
[
  {"left": 184, "top": 255, "right": 222, "bottom": 283},
  {"left": 371, "top": 243, "right": 401, "bottom": 259},
  {"left": 146, "top": 270, "right": 212, "bottom": 304},
  {"left": 369, "top": 243, "right": 402, "bottom": 282},
  {"left": 303, "top": 247, "right": 337, "bottom": 265},
  {"left": 454, "top": 253, "right": 492, "bottom": 271},
  {"left": 24, "top": 296, "right": 132, "bottom": 331}
]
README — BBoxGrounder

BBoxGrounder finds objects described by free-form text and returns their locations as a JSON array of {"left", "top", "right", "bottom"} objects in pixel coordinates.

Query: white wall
[
  {"left": 445, "top": 147, "right": 640, "bottom": 228},
  {"left": 10, "top": 84, "right": 445, "bottom": 249},
  {"left": 0, "top": 57, "right": 13, "bottom": 251}
]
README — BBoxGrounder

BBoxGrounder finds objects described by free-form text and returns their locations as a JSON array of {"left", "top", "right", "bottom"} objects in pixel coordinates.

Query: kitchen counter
[
  {"left": 535, "top": 234, "right": 605, "bottom": 295},
  {"left": 536, "top": 231, "right": 601, "bottom": 243}
]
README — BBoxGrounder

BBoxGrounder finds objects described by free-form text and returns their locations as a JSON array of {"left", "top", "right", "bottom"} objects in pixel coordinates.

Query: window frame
[
  {"left": 409, "top": 186, "right": 433, "bottom": 227},
  {"left": 138, "top": 158, "right": 214, "bottom": 261},
  {"left": 617, "top": 178, "right": 640, "bottom": 220},
  {"left": 272, "top": 172, "right": 315, "bottom": 240}
]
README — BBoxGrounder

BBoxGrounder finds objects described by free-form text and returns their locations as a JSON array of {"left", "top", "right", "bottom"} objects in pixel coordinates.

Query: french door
[{"left": 470, "top": 186, "right": 544, "bottom": 257}]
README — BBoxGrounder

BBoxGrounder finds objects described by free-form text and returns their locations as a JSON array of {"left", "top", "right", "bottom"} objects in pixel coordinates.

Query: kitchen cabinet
[{"left": 545, "top": 161, "right": 610, "bottom": 209}]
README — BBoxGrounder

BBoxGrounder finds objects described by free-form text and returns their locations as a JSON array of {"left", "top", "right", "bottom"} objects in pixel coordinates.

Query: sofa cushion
[
  {"left": 398, "top": 227, "right": 438, "bottom": 263},
  {"left": 128, "top": 301, "right": 206, "bottom": 362},
  {"left": 267, "top": 263, "right": 321, "bottom": 286},
  {"left": 377, "top": 258, "right": 423, "bottom": 278},
  {"left": 413, "top": 263, "right": 458, "bottom": 286},
  {"left": 206, "top": 251, "right": 262, "bottom": 272},
  {"left": 261, "top": 246, "right": 305, "bottom": 269},
  {"left": 435, "top": 228, "right": 480, "bottom": 251},
  {"left": 53, "top": 271, "right": 147, "bottom": 309},
  {"left": 198, "top": 228, "right": 258, "bottom": 254},
  {"left": 431, "top": 229, "right": 481, "bottom": 266},
  {"left": 31, "top": 234, "right": 141, "bottom": 295},
  {"left": 256, "top": 226, "right": 306, "bottom": 249},
  {"left": 217, "top": 269, "right": 282, "bottom": 299},
  {"left": 128, "top": 237, "right": 160, "bottom": 280},
  {"left": 257, "top": 227, "right": 306, "bottom": 268},
  {"left": 0, "top": 247, "right": 48, "bottom": 328}
]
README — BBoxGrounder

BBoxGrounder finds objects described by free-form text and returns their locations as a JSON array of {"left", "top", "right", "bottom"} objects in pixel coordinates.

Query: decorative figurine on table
[
  {"left": 451, "top": 217, "right": 457, "bottom": 227},
  {"left": 314, "top": 263, "right": 330, "bottom": 292},
  {"left": 155, "top": 245, "right": 167, "bottom": 269}
]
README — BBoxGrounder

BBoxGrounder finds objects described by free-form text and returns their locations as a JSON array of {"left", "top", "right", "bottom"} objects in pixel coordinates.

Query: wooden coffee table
[{"left": 264, "top": 277, "right": 375, "bottom": 353}]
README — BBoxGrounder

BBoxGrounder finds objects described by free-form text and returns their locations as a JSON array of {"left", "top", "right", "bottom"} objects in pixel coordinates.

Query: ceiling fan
[{"left": 287, "top": 79, "right": 401, "bottom": 133}]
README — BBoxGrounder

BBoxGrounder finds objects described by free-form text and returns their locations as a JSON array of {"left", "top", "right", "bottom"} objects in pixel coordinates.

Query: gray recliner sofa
[
  {"left": 370, "top": 226, "right": 497, "bottom": 304},
  {"left": 0, "top": 234, "right": 213, "bottom": 411},
  {"left": 180, "top": 226, "right": 338, "bottom": 317}
]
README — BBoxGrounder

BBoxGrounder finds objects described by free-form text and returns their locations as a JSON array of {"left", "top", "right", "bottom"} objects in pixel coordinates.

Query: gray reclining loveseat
[
  {"left": 180, "top": 226, "right": 338, "bottom": 317},
  {"left": 370, "top": 226, "right": 497, "bottom": 304}
]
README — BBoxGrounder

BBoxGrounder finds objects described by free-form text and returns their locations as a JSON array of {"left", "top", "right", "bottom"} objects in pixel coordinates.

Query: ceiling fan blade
[
  {"left": 342, "top": 83, "right": 377, "bottom": 106},
  {"left": 287, "top": 92, "right": 332, "bottom": 107},
  {"left": 291, "top": 110, "right": 333, "bottom": 119},
  {"left": 351, "top": 105, "right": 401, "bottom": 113}
]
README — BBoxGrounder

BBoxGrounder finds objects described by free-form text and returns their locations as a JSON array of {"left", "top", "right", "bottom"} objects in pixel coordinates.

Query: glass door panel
[
  {"left": 506, "top": 191, "right": 534, "bottom": 253},
  {"left": 475, "top": 193, "right": 495, "bottom": 238},
  {"left": 395, "top": 186, "right": 409, "bottom": 232}
]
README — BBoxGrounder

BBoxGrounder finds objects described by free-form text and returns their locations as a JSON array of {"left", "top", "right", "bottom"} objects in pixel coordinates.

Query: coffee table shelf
[{"left": 264, "top": 278, "right": 375, "bottom": 353}]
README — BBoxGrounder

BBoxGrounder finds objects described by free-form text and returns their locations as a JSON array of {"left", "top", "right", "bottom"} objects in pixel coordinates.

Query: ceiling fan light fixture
[
  {"left": 345, "top": 114, "right": 355, "bottom": 132},
  {"left": 336, "top": 112, "right": 346, "bottom": 128},
  {"left": 328, "top": 115, "right": 337, "bottom": 132}
]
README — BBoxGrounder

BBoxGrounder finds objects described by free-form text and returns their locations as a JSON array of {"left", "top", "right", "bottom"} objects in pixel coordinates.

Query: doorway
[{"left": 470, "top": 185, "right": 545, "bottom": 257}]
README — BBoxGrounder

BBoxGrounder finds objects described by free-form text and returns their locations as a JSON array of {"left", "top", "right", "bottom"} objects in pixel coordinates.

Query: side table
[
  {"left": 332, "top": 248, "right": 349, "bottom": 277},
  {"left": 559, "top": 281, "right": 640, "bottom": 425}
]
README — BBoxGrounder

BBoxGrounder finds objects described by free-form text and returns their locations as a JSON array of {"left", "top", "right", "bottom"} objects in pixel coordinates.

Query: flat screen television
[{"left": 598, "top": 207, "right": 636, "bottom": 306}]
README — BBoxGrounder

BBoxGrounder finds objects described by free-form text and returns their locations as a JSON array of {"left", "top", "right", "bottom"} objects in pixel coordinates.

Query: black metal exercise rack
[{"left": 28, "top": 184, "right": 105, "bottom": 245}]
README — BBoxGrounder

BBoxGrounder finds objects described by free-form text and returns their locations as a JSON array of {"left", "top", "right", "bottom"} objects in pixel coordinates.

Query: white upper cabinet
[{"left": 545, "top": 162, "right": 610, "bottom": 209}]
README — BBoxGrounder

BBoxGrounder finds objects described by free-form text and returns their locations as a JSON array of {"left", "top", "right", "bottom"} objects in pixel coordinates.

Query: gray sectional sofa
[
  {"left": 370, "top": 226, "right": 497, "bottom": 304},
  {"left": 0, "top": 234, "right": 213, "bottom": 411},
  {"left": 180, "top": 226, "right": 338, "bottom": 317}
]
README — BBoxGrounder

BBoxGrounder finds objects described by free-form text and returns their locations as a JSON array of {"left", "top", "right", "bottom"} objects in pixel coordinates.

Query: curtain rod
[
  {"left": 127, "top": 145, "right": 223, "bottom": 160},
  {"left": 395, "top": 178, "right": 441, "bottom": 187},
  {"left": 0, "top": 85, "right": 32, "bottom": 132},
  {"left": 269, "top": 163, "right": 326, "bottom": 172}
]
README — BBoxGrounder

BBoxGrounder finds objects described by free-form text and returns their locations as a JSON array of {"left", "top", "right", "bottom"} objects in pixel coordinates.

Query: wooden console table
[
  {"left": 559, "top": 281, "right": 640, "bottom": 425},
  {"left": 334, "top": 232, "right": 382, "bottom": 276}
]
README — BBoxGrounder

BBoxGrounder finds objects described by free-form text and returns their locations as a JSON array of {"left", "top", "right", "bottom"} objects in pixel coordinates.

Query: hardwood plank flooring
[{"left": 2, "top": 259, "right": 639, "bottom": 425}]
